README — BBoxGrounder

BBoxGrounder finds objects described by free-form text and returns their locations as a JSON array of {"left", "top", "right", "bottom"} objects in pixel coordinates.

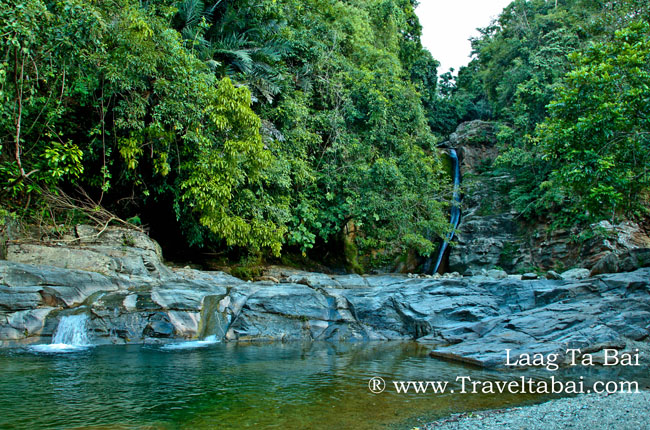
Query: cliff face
[
  {"left": 445, "top": 120, "right": 528, "bottom": 274},
  {"left": 445, "top": 120, "right": 650, "bottom": 276}
]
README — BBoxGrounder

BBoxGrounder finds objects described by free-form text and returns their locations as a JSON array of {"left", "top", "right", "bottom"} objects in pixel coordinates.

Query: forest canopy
[
  {"left": 2, "top": 0, "right": 649, "bottom": 271},
  {"left": 0, "top": 0, "right": 449, "bottom": 268},
  {"left": 437, "top": 0, "right": 650, "bottom": 228}
]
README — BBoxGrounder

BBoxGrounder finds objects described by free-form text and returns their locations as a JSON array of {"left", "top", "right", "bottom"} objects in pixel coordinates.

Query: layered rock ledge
[{"left": 1, "top": 227, "right": 649, "bottom": 368}]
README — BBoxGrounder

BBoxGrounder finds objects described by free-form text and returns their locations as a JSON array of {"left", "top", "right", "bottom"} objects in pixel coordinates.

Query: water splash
[
  {"left": 30, "top": 314, "right": 92, "bottom": 353},
  {"left": 160, "top": 335, "right": 220, "bottom": 351}
]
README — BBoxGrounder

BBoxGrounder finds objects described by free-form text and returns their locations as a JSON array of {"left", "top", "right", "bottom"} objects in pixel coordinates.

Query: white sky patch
[{"left": 416, "top": 0, "right": 513, "bottom": 75}]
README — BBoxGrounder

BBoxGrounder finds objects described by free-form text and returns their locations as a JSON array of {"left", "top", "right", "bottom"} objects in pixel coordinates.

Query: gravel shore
[{"left": 422, "top": 391, "right": 650, "bottom": 430}]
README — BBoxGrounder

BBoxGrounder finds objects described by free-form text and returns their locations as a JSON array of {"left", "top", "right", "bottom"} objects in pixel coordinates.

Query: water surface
[{"left": 2, "top": 342, "right": 645, "bottom": 429}]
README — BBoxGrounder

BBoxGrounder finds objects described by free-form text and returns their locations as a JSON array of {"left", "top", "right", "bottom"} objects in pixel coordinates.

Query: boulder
[
  {"left": 546, "top": 270, "right": 562, "bottom": 280},
  {"left": 590, "top": 248, "right": 650, "bottom": 276},
  {"left": 6, "top": 225, "right": 173, "bottom": 279},
  {"left": 144, "top": 315, "right": 175, "bottom": 338},
  {"left": 560, "top": 268, "right": 590, "bottom": 280},
  {"left": 590, "top": 252, "right": 620, "bottom": 276},
  {"left": 618, "top": 248, "right": 650, "bottom": 272},
  {"left": 487, "top": 269, "right": 508, "bottom": 280}
]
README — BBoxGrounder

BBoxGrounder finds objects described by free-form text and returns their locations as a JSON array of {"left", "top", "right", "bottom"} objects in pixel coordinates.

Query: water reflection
[{"left": 0, "top": 342, "right": 647, "bottom": 429}]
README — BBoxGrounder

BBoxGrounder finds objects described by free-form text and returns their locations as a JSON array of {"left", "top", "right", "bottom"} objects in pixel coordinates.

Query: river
[{"left": 0, "top": 341, "right": 569, "bottom": 429}]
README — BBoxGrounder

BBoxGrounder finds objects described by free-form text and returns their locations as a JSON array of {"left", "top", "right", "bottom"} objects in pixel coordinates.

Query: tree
[
  {"left": 538, "top": 20, "right": 650, "bottom": 223},
  {"left": 0, "top": 0, "right": 287, "bottom": 254}
]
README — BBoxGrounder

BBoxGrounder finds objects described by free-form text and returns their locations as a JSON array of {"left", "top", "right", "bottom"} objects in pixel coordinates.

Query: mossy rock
[{"left": 343, "top": 236, "right": 364, "bottom": 274}]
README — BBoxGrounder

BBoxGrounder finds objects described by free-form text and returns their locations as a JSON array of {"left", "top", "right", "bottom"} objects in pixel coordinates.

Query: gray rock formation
[
  {"left": 1, "top": 225, "right": 648, "bottom": 369},
  {"left": 6, "top": 225, "right": 173, "bottom": 279},
  {"left": 1, "top": 253, "right": 649, "bottom": 370},
  {"left": 447, "top": 120, "right": 499, "bottom": 173},
  {"left": 560, "top": 268, "right": 590, "bottom": 280},
  {"left": 426, "top": 269, "right": 650, "bottom": 367},
  {"left": 444, "top": 121, "right": 650, "bottom": 275},
  {"left": 445, "top": 121, "right": 528, "bottom": 274}
]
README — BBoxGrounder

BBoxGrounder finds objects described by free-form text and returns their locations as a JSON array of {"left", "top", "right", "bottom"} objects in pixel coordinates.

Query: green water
[{"left": 1, "top": 342, "right": 644, "bottom": 429}]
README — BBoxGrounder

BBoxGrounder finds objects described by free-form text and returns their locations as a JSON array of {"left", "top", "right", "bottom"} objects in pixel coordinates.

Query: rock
[
  {"left": 444, "top": 121, "right": 532, "bottom": 275},
  {"left": 144, "top": 314, "right": 175, "bottom": 338},
  {"left": 1, "top": 255, "right": 649, "bottom": 369},
  {"left": 74, "top": 225, "right": 163, "bottom": 256},
  {"left": 0, "top": 261, "right": 120, "bottom": 308},
  {"left": 255, "top": 275, "right": 280, "bottom": 283},
  {"left": 226, "top": 284, "right": 343, "bottom": 341},
  {"left": 2, "top": 308, "right": 54, "bottom": 339},
  {"left": 521, "top": 273, "right": 538, "bottom": 280},
  {"left": 447, "top": 120, "right": 498, "bottom": 173},
  {"left": 167, "top": 311, "right": 200, "bottom": 337},
  {"left": 590, "top": 252, "right": 619, "bottom": 276},
  {"left": 332, "top": 274, "right": 369, "bottom": 289},
  {"left": 441, "top": 117, "right": 650, "bottom": 277},
  {"left": 618, "top": 248, "right": 650, "bottom": 272},
  {"left": 486, "top": 269, "right": 508, "bottom": 280},
  {"left": 449, "top": 213, "right": 527, "bottom": 274},
  {"left": 428, "top": 270, "right": 650, "bottom": 367},
  {"left": 6, "top": 225, "right": 173, "bottom": 280},
  {"left": 0, "top": 286, "right": 44, "bottom": 311},
  {"left": 151, "top": 282, "right": 227, "bottom": 310},
  {"left": 172, "top": 268, "right": 244, "bottom": 286},
  {"left": 445, "top": 128, "right": 650, "bottom": 275},
  {"left": 560, "top": 268, "right": 590, "bottom": 280},
  {"left": 198, "top": 295, "right": 230, "bottom": 339},
  {"left": 287, "top": 272, "right": 341, "bottom": 288},
  {"left": 546, "top": 270, "right": 562, "bottom": 280},
  {"left": 592, "top": 220, "right": 650, "bottom": 249}
]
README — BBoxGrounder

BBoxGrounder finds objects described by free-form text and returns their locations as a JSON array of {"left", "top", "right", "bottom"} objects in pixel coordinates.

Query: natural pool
[{"left": 1, "top": 342, "right": 647, "bottom": 429}]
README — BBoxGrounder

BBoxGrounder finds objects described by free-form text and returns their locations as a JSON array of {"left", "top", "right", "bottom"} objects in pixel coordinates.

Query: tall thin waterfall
[{"left": 425, "top": 148, "right": 461, "bottom": 274}]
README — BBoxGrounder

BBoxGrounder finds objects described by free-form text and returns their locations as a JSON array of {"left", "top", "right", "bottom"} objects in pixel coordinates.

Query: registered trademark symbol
[{"left": 368, "top": 377, "right": 386, "bottom": 394}]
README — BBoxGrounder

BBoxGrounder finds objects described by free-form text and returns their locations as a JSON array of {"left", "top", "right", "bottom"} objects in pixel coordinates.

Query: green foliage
[
  {"left": 256, "top": 0, "right": 450, "bottom": 261},
  {"left": 343, "top": 235, "right": 363, "bottom": 275},
  {"left": 229, "top": 254, "right": 264, "bottom": 280},
  {"left": 538, "top": 20, "right": 650, "bottom": 223},
  {"left": 457, "top": 0, "right": 650, "bottom": 229},
  {"left": 1, "top": 0, "right": 286, "bottom": 254},
  {"left": 0, "top": 0, "right": 450, "bottom": 268}
]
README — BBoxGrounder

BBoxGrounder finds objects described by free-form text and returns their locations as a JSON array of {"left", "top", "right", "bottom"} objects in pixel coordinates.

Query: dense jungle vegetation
[
  {"left": 1, "top": 0, "right": 649, "bottom": 271},
  {"left": 437, "top": 0, "right": 650, "bottom": 230}
]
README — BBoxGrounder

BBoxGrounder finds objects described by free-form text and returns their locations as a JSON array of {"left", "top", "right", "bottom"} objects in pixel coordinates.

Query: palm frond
[{"left": 176, "top": 0, "right": 205, "bottom": 30}]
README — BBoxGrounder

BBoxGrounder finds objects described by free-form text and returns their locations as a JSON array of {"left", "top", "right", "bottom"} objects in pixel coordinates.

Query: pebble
[{"left": 422, "top": 391, "right": 650, "bottom": 430}]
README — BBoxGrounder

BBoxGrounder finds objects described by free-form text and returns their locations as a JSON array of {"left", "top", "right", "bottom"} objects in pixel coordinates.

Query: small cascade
[
  {"left": 160, "top": 296, "right": 226, "bottom": 351},
  {"left": 197, "top": 295, "right": 229, "bottom": 340},
  {"left": 52, "top": 314, "right": 91, "bottom": 345},
  {"left": 426, "top": 148, "right": 462, "bottom": 274},
  {"left": 31, "top": 314, "right": 92, "bottom": 353}
]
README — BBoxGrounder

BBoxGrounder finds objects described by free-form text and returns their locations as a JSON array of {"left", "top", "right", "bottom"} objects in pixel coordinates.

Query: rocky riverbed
[
  {"left": 420, "top": 391, "right": 650, "bottom": 430},
  {"left": 1, "top": 226, "right": 649, "bottom": 369}
]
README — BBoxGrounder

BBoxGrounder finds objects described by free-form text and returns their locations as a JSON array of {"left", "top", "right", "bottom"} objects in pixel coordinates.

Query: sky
[{"left": 415, "top": 0, "right": 513, "bottom": 74}]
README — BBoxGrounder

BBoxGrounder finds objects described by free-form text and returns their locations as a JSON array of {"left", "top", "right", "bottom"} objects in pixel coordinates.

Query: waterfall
[
  {"left": 426, "top": 148, "right": 461, "bottom": 274},
  {"left": 198, "top": 295, "right": 229, "bottom": 340},
  {"left": 160, "top": 296, "right": 226, "bottom": 351},
  {"left": 30, "top": 314, "right": 92, "bottom": 353},
  {"left": 52, "top": 314, "right": 91, "bottom": 346}
]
